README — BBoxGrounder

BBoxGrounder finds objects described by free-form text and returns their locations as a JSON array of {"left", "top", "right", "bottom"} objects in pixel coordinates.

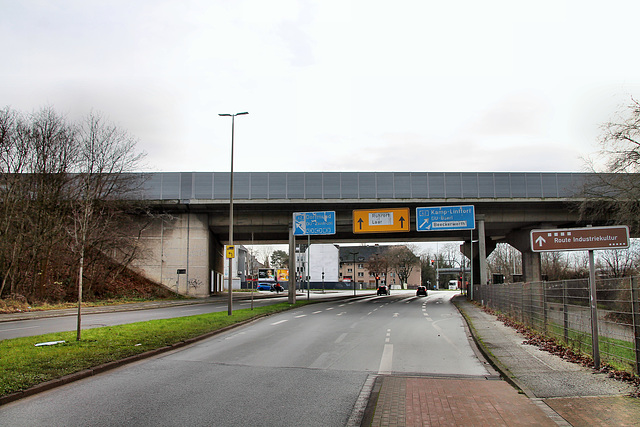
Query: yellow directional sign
[
  {"left": 226, "top": 245, "right": 235, "bottom": 259},
  {"left": 353, "top": 208, "right": 410, "bottom": 233}
]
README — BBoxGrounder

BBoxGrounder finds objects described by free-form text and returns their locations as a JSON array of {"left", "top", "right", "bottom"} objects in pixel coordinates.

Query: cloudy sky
[{"left": 2, "top": 0, "right": 639, "bottom": 173}]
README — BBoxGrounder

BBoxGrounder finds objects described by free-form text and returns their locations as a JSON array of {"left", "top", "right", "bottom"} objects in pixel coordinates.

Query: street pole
[
  {"left": 588, "top": 249, "right": 601, "bottom": 369},
  {"left": 350, "top": 251, "right": 358, "bottom": 296},
  {"left": 219, "top": 112, "right": 248, "bottom": 316},
  {"left": 307, "top": 235, "right": 310, "bottom": 300}
]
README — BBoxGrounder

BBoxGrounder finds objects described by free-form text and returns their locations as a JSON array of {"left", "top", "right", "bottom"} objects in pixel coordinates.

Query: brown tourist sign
[{"left": 530, "top": 226, "right": 630, "bottom": 252}]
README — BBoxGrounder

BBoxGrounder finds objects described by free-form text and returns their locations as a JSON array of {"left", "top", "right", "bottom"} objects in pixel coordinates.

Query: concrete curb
[
  {"left": 452, "top": 296, "right": 539, "bottom": 399},
  {"left": 0, "top": 312, "right": 271, "bottom": 406}
]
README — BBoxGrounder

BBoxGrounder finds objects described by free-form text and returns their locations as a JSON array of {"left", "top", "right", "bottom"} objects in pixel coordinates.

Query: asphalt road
[
  {"left": 0, "top": 291, "right": 490, "bottom": 427},
  {"left": 0, "top": 293, "right": 318, "bottom": 340}
]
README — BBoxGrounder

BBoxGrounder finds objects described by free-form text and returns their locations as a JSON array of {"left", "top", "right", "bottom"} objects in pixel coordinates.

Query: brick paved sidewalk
[
  {"left": 544, "top": 395, "right": 640, "bottom": 427},
  {"left": 367, "top": 376, "right": 558, "bottom": 426}
]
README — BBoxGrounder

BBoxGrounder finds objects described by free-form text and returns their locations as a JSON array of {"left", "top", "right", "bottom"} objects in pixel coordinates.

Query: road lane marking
[
  {"left": 335, "top": 333, "right": 348, "bottom": 343},
  {"left": 336, "top": 312, "right": 346, "bottom": 316},
  {"left": 326, "top": 307, "right": 334, "bottom": 310},
  {"left": 378, "top": 344, "right": 393, "bottom": 374},
  {"left": 1, "top": 325, "right": 39, "bottom": 332},
  {"left": 295, "top": 315, "right": 306, "bottom": 318},
  {"left": 313, "top": 311, "right": 322, "bottom": 314},
  {"left": 271, "top": 320, "right": 288, "bottom": 325}
]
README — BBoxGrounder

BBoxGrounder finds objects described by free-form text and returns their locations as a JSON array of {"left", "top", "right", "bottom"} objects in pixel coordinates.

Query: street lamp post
[
  {"left": 219, "top": 111, "right": 248, "bottom": 315},
  {"left": 349, "top": 251, "right": 358, "bottom": 296}
]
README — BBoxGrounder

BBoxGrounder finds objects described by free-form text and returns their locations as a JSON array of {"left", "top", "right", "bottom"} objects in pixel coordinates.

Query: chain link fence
[{"left": 472, "top": 277, "right": 640, "bottom": 376}]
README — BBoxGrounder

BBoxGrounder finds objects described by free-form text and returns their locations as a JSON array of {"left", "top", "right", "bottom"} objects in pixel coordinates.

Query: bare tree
[
  {"left": 0, "top": 107, "right": 150, "bottom": 324},
  {"left": 581, "top": 97, "right": 640, "bottom": 233},
  {"left": 487, "top": 243, "right": 522, "bottom": 281},
  {"left": 366, "top": 252, "right": 388, "bottom": 287},
  {"left": 68, "top": 112, "right": 146, "bottom": 340},
  {"left": 386, "top": 245, "right": 419, "bottom": 289},
  {"left": 596, "top": 240, "right": 640, "bottom": 277},
  {"left": 0, "top": 107, "right": 76, "bottom": 300},
  {"left": 419, "top": 252, "right": 437, "bottom": 288}
]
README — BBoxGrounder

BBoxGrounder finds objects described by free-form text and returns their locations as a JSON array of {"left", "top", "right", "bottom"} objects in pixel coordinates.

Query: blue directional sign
[
  {"left": 416, "top": 205, "right": 475, "bottom": 231},
  {"left": 293, "top": 211, "right": 336, "bottom": 236}
]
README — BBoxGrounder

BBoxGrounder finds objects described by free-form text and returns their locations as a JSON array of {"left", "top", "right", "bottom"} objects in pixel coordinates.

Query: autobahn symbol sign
[{"left": 530, "top": 226, "right": 629, "bottom": 252}]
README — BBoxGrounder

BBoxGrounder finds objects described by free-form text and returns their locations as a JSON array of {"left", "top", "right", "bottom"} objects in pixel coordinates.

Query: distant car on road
[
  {"left": 377, "top": 285, "right": 389, "bottom": 296},
  {"left": 257, "top": 283, "right": 273, "bottom": 291},
  {"left": 416, "top": 286, "right": 427, "bottom": 296}
]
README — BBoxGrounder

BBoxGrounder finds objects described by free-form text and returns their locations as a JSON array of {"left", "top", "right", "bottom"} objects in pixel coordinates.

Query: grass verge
[{"left": 0, "top": 301, "right": 307, "bottom": 398}]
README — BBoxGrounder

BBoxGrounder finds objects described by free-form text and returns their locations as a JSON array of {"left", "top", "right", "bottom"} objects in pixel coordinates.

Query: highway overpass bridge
[{"left": 130, "top": 171, "right": 606, "bottom": 296}]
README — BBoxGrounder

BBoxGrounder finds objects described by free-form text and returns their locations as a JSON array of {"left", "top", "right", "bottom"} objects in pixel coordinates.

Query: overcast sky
[{"left": 2, "top": 0, "right": 639, "bottom": 173}]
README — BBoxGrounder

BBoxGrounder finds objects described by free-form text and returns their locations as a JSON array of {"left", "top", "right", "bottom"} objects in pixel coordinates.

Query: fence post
[
  {"left": 588, "top": 250, "right": 601, "bottom": 369},
  {"left": 631, "top": 277, "right": 640, "bottom": 376},
  {"left": 520, "top": 283, "right": 525, "bottom": 325},
  {"left": 543, "top": 282, "right": 548, "bottom": 334},
  {"left": 528, "top": 283, "right": 533, "bottom": 327},
  {"left": 563, "top": 280, "right": 569, "bottom": 344}
]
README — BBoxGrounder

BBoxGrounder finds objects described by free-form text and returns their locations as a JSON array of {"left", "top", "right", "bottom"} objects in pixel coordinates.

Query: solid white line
[
  {"left": 1, "top": 325, "right": 39, "bottom": 332},
  {"left": 378, "top": 343, "right": 393, "bottom": 374}
]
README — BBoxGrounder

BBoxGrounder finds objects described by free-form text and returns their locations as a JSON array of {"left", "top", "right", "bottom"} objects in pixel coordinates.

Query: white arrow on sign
[
  {"left": 535, "top": 236, "right": 546, "bottom": 247},
  {"left": 419, "top": 219, "right": 431, "bottom": 230}
]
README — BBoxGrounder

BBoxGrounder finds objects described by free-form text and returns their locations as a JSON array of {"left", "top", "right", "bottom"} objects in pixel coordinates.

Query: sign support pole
[
  {"left": 588, "top": 249, "right": 601, "bottom": 369},
  {"left": 307, "top": 234, "right": 310, "bottom": 300},
  {"left": 288, "top": 226, "right": 296, "bottom": 304},
  {"left": 470, "top": 229, "right": 474, "bottom": 301}
]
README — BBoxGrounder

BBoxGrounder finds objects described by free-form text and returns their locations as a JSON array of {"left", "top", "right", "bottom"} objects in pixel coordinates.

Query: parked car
[
  {"left": 377, "top": 285, "right": 389, "bottom": 296},
  {"left": 416, "top": 286, "right": 427, "bottom": 297},
  {"left": 256, "top": 283, "right": 273, "bottom": 291}
]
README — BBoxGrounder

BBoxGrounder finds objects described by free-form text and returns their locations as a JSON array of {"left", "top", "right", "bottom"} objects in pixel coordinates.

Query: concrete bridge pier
[
  {"left": 461, "top": 217, "right": 496, "bottom": 286},
  {"left": 505, "top": 229, "right": 542, "bottom": 283},
  {"left": 132, "top": 212, "right": 223, "bottom": 297}
]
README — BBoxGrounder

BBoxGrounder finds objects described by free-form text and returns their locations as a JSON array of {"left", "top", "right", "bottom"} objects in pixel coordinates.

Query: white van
[{"left": 448, "top": 280, "right": 459, "bottom": 290}]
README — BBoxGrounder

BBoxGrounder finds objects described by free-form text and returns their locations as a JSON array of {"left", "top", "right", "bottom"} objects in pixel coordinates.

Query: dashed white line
[
  {"left": 295, "top": 315, "right": 306, "bottom": 318},
  {"left": 271, "top": 319, "right": 288, "bottom": 325}
]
